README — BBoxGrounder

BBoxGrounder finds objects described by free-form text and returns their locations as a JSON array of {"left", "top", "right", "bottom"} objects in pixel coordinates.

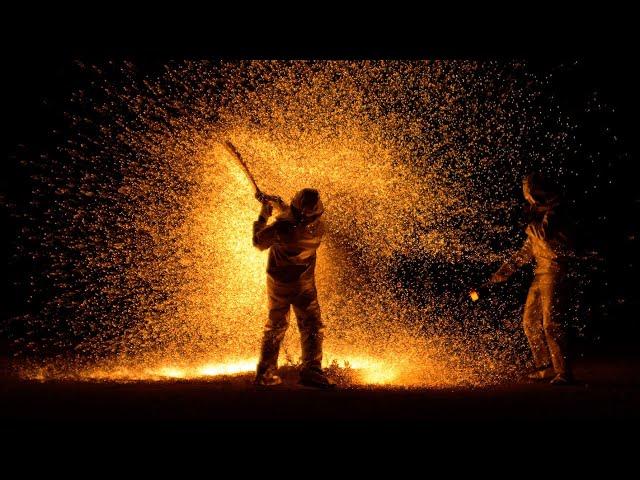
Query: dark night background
[{"left": 1, "top": 15, "right": 639, "bottom": 445}]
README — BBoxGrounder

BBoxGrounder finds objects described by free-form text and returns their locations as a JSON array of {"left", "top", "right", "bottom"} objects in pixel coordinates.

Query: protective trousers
[
  {"left": 257, "top": 275, "right": 324, "bottom": 375},
  {"left": 523, "top": 272, "right": 569, "bottom": 375}
]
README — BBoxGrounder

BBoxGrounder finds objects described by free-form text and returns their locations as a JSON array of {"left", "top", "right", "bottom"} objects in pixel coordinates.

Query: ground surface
[{"left": 1, "top": 355, "right": 639, "bottom": 427}]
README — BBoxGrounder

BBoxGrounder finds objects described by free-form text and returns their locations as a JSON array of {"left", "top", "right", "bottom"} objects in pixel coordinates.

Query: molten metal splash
[{"left": 16, "top": 61, "right": 574, "bottom": 387}]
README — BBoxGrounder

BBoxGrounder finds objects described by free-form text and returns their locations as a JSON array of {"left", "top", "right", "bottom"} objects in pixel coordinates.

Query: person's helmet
[
  {"left": 523, "top": 173, "right": 560, "bottom": 207},
  {"left": 290, "top": 188, "right": 323, "bottom": 223}
]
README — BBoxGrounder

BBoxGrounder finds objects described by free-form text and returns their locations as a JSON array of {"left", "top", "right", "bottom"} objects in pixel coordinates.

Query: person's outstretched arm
[{"left": 490, "top": 237, "right": 533, "bottom": 283}]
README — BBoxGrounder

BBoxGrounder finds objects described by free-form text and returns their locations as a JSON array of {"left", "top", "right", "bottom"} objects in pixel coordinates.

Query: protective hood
[
  {"left": 290, "top": 188, "right": 324, "bottom": 221},
  {"left": 523, "top": 173, "right": 561, "bottom": 208}
]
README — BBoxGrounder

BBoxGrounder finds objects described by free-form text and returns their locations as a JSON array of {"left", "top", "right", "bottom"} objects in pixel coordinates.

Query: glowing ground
[
  {"left": 23, "top": 352, "right": 463, "bottom": 387},
  {"left": 3, "top": 355, "right": 640, "bottom": 423},
  {"left": 26, "top": 356, "right": 399, "bottom": 385}
]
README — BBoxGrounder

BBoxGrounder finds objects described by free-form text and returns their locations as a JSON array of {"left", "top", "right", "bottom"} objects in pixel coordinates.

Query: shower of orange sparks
[
  {"left": 19, "top": 134, "right": 510, "bottom": 388},
  {"left": 18, "top": 61, "right": 550, "bottom": 388},
  {"left": 18, "top": 131, "right": 508, "bottom": 388}
]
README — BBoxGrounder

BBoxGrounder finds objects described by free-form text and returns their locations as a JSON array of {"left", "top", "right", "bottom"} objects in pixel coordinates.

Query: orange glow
[
  {"left": 66, "top": 355, "right": 403, "bottom": 385},
  {"left": 19, "top": 61, "right": 544, "bottom": 388},
  {"left": 20, "top": 131, "right": 512, "bottom": 388},
  {"left": 197, "top": 360, "right": 257, "bottom": 377}
]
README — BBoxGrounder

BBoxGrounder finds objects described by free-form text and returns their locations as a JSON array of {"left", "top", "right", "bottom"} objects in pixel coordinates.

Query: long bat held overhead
[
  {"left": 223, "top": 140, "right": 260, "bottom": 192},
  {"left": 223, "top": 140, "right": 284, "bottom": 206}
]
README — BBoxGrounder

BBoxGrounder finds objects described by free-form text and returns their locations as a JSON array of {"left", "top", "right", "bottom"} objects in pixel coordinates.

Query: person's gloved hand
[
  {"left": 256, "top": 191, "right": 285, "bottom": 222},
  {"left": 259, "top": 202, "right": 273, "bottom": 221},
  {"left": 271, "top": 195, "right": 286, "bottom": 210},
  {"left": 256, "top": 191, "right": 285, "bottom": 207},
  {"left": 255, "top": 191, "right": 267, "bottom": 203},
  {"left": 489, "top": 271, "right": 509, "bottom": 283}
]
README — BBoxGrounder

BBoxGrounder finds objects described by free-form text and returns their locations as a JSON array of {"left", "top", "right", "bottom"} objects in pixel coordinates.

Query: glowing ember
[
  {"left": 14, "top": 61, "right": 577, "bottom": 387},
  {"left": 470, "top": 290, "right": 480, "bottom": 302}
]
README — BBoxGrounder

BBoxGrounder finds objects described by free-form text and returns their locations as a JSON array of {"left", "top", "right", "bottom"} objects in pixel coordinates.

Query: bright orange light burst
[{"left": 20, "top": 61, "right": 554, "bottom": 387}]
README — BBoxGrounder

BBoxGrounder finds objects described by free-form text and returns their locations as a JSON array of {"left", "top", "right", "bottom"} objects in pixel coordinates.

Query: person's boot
[
  {"left": 526, "top": 366, "right": 555, "bottom": 381},
  {"left": 299, "top": 366, "right": 336, "bottom": 389},
  {"left": 254, "top": 367, "right": 282, "bottom": 386}
]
